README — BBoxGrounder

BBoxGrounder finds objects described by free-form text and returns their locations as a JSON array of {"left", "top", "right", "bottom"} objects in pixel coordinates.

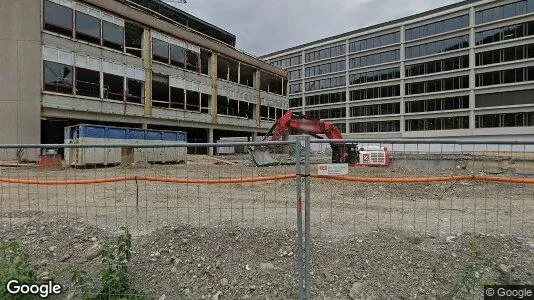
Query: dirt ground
[{"left": 1, "top": 152, "right": 533, "bottom": 299}]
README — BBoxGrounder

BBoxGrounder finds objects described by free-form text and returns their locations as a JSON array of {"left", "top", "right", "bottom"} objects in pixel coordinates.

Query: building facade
[
  {"left": 262, "top": 0, "right": 534, "bottom": 141},
  {"left": 0, "top": 0, "right": 288, "bottom": 155}
]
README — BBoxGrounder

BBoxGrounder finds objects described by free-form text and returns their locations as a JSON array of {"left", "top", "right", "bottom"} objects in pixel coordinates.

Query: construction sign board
[{"left": 317, "top": 163, "right": 349, "bottom": 176}]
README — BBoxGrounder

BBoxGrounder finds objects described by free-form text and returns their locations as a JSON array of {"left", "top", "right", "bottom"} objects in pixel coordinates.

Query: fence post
[
  {"left": 295, "top": 137, "right": 305, "bottom": 300},
  {"left": 304, "top": 136, "right": 312, "bottom": 300}
]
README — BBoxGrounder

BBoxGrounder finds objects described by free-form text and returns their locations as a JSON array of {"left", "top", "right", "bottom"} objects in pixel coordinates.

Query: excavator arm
[{"left": 251, "top": 110, "right": 353, "bottom": 166}]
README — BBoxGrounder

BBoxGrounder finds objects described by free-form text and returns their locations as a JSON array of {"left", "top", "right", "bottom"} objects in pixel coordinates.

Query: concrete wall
[{"left": 0, "top": 0, "right": 41, "bottom": 148}]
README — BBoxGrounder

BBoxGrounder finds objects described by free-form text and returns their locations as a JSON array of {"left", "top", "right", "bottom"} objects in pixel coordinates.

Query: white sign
[{"left": 317, "top": 163, "right": 349, "bottom": 176}]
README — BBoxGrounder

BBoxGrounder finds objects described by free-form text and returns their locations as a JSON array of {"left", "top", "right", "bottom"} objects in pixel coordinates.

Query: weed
[{"left": 0, "top": 242, "right": 40, "bottom": 299}]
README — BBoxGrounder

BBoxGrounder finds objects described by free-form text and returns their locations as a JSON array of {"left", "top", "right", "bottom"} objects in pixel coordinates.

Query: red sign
[{"left": 362, "top": 154, "right": 369, "bottom": 162}]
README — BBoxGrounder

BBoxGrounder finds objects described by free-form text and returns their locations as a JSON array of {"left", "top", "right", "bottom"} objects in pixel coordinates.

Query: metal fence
[{"left": 0, "top": 138, "right": 533, "bottom": 299}]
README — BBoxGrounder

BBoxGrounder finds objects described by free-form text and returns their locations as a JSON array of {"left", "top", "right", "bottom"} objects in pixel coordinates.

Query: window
[
  {"left": 350, "top": 120, "right": 400, "bottom": 133},
  {"left": 476, "top": 0, "right": 534, "bottom": 24},
  {"left": 406, "top": 76, "right": 469, "bottom": 95},
  {"left": 406, "top": 15, "right": 469, "bottom": 41},
  {"left": 305, "top": 60, "right": 345, "bottom": 77},
  {"left": 476, "top": 44, "right": 534, "bottom": 66},
  {"left": 349, "top": 50, "right": 400, "bottom": 69},
  {"left": 306, "top": 92, "right": 346, "bottom": 106},
  {"left": 406, "top": 116, "right": 469, "bottom": 131},
  {"left": 349, "top": 85, "right": 400, "bottom": 101},
  {"left": 290, "top": 97, "right": 303, "bottom": 107},
  {"left": 350, "top": 102, "right": 400, "bottom": 117},
  {"left": 305, "top": 108, "right": 346, "bottom": 119},
  {"left": 102, "top": 21, "right": 124, "bottom": 51},
  {"left": 170, "top": 45, "right": 186, "bottom": 68},
  {"left": 186, "top": 50, "right": 200, "bottom": 72},
  {"left": 349, "top": 32, "right": 400, "bottom": 53},
  {"left": 476, "top": 67, "right": 534, "bottom": 87},
  {"left": 200, "top": 50, "right": 211, "bottom": 75},
  {"left": 289, "top": 83, "right": 302, "bottom": 94},
  {"left": 405, "top": 96, "right": 469, "bottom": 113},
  {"left": 75, "top": 12, "right": 101, "bottom": 45},
  {"left": 305, "top": 45, "right": 345, "bottom": 63},
  {"left": 125, "top": 21, "right": 143, "bottom": 58},
  {"left": 152, "top": 74, "right": 169, "bottom": 107},
  {"left": 201, "top": 94, "right": 210, "bottom": 114},
  {"left": 43, "top": 61, "right": 73, "bottom": 94},
  {"left": 289, "top": 70, "right": 301, "bottom": 80},
  {"left": 476, "top": 112, "right": 534, "bottom": 128},
  {"left": 218, "top": 96, "right": 229, "bottom": 116},
  {"left": 43, "top": 0, "right": 73, "bottom": 36},
  {"left": 153, "top": 39, "right": 169, "bottom": 63},
  {"left": 170, "top": 87, "right": 185, "bottom": 109},
  {"left": 272, "top": 55, "right": 301, "bottom": 68},
  {"left": 126, "top": 78, "right": 144, "bottom": 104},
  {"left": 475, "top": 21, "right": 534, "bottom": 45},
  {"left": 186, "top": 91, "right": 200, "bottom": 111},
  {"left": 103, "top": 73, "right": 124, "bottom": 101},
  {"left": 75, "top": 67, "right": 100, "bottom": 98},
  {"left": 350, "top": 67, "right": 400, "bottom": 85},
  {"left": 406, "top": 36, "right": 469, "bottom": 59}
]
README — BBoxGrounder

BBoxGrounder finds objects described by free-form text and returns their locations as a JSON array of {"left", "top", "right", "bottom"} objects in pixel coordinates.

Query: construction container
[{"left": 64, "top": 124, "right": 187, "bottom": 166}]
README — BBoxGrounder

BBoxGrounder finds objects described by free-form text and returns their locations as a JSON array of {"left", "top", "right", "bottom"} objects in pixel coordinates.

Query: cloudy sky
[{"left": 174, "top": 0, "right": 463, "bottom": 56}]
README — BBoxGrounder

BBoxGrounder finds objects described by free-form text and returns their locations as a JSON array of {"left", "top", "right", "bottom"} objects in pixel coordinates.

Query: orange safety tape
[
  {"left": 0, "top": 174, "right": 532, "bottom": 185},
  {"left": 314, "top": 174, "right": 534, "bottom": 184},
  {"left": 0, "top": 174, "right": 297, "bottom": 185}
]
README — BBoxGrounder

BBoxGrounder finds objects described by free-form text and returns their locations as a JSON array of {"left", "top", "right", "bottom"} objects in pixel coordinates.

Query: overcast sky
[{"left": 174, "top": 0, "right": 463, "bottom": 56}]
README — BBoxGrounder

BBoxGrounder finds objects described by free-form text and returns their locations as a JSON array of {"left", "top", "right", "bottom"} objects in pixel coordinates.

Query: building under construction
[{"left": 0, "top": 0, "right": 288, "bottom": 155}]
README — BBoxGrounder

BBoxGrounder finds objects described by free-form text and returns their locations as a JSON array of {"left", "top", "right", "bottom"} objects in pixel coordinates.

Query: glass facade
[
  {"left": 305, "top": 44, "right": 345, "bottom": 63},
  {"left": 476, "top": 66, "right": 534, "bottom": 86},
  {"left": 405, "top": 116, "right": 469, "bottom": 131},
  {"left": 305, "top": 76, "right": 346, "bottom": 92},
  {"left": 272, "top": 55, "right": 301, "bottom": 68},
  {"left": 476, "top": 112, "right": 534, "bottom": 127},
  {"left": 306, "top": 107, "right": 346, "bottom": 119},
  {"left": 406, "top": 35, "right": 469, "bottom": 59},
  {"left": 349, "top": 32, "right": 400, "bottom": 53},
  {"left": 350, "top": 120, "right": 400, "bottom": 133},
  {"left": 475, "top": 0, "right": 534, "bottom": 24},
  {"left": 476, "top": 43, "right": 534, "bottom": 65},
  {"left": 405, "top": 96, "right": 469, "bottom": 113},
  {"left": 349, "top": 50, "right": 400, "bottom": 69},
  {"left": 350, "top": 67, "right": 400, "bottom": 85},
  {"left": 406, "top": 15, "right": 469, "bottom": 41},
  {"left": 405, "top": 75, "right": 469, "bottom": 95},
  {"left": 350, "top": 102, "right": 400, "bottom": 117},
  {"left": 306, "top": 91, "right": 346, "bottom": 106},
  {"left": 475, "top": 89, "right": 534, "bottom": 107},
  {"left": 406, "top": 55, "right": 469, "bottom": 77},
  {"left": 475, "top": 21, "right": 534, "bottom": 45},
  {"left": 305, "top": 61, "right": 345, "bottom": 77},
  {"left": 350, "top": 85, "right": 400, "bottom": 101}
]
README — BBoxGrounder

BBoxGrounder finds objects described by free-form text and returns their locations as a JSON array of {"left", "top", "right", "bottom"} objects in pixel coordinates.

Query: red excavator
[{"left": 250, "top": 110, "right": 391, "bottom": 167}]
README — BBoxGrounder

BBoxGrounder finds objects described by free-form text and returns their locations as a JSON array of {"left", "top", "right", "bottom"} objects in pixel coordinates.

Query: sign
[
  {"left": 362, "top": 153, "right": 369, "bottom": 162},
  {"left": 317, "top": 163, "right": 349, "bottom": 176}
]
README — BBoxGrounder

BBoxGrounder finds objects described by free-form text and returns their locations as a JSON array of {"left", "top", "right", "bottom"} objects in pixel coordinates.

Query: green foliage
[
  {"left": 71, "top": 227, "right": 148, "bottom": 300},
  {"left": 0, "top": 242, "right": 39, "bottom": 299}
]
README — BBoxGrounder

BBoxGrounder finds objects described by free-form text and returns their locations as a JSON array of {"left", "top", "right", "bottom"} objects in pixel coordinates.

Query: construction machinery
[{"left": 250, "top": 110, "right": 391, "bottom": 167}]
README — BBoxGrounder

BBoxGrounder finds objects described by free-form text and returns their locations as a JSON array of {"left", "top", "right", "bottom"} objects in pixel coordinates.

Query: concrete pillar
[
  {"left": 238, "top": 62, "right": 241, "bottom": 84},
  {"left": 252, "top": 131, "right": 258, "bottom": 141},
  {"left": 468, "top": 7, "right": 476, "bottom": 131},
  {"left": 211, "top": 54, "right": 218, "bottom": 123},
  {"left": 255, "top": 71, "right": 262, "bottom": 128},
  {"left": 345, "top": 39, "right": 350, "bottom": 133},
  {"left": 143, "top": 29, "right": 153, "bottom": 117},
  {"left": 208, "top": 128, "right": 214, "bottom": 155},
  {"left": 399, "top": 25, "right": 406, "bottom": 134}
]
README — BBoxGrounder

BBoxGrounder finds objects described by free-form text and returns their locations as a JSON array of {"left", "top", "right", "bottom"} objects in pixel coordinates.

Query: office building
[
  {"left": 0, "top": 0, "right": 288, "bottom": 157},
  {"left": 262, "top": 0, "right": 534, "bottom": 141}
]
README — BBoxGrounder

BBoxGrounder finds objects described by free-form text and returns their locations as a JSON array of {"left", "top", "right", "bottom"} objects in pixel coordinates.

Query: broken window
[
  {"left": 186, "top": 91, "right": 200, "bottom": 111},
  {"left": 102, "top": 21, "right": 124, "bottom": 51},
  {"left": 153, "top": 39, "right": 169, "bottom": 64},
  {"left": 170, "top": 87, "right": 185, "bottom": 109},
  {"left": 240, "top": 64, "right": 255, "bottom": 87},
  {"left": 228, "top": 99, "right": 239, "bottom": 116},
  {"left": 43, "top": 61, "right": 73, "bottom": 94},
  {"left": 126, "top": 78, "right": 144, "bottom": 104},
  {"left": 217, "top": 96, "right": 228, "bottom": 115},
  {"left": 125, "top": 21, "right": 143, "bottom": 57},
  {"left": 170, "top": 45, "right": 186, "bottom": 68},
  {"left": 75, "top": 11, "right": 101, "bottom": 45},
  {"left": 228, "top": 60, "right": 239, "bottom": 83},
  {"left": 152, "top": 74, "right": 169, "bottom": 107},
  {"left": 217, "top": 57, "right": 229, "bottom": 80},
  {"left": 75, "top": 67, "right": 100, "bottom": 98},
  {"left": 103, "top": 73, "right": 124, "bottom": 101},
  {"left": 260, "top": 105, "right": 268, "bottom": 119},
  {"left": 269, "top": 107, "right": 276, "bottom": 120},
  {"left": 200, "top": 94, "right": 210, "bottom": 114},
  {"left": 186, "top": 50, "right": 200, "bottom": 72},
  {"left": 43, "top": 0, "right": 73, "bottom": 36},
  {"left": 200, "top": 50, "right": 211, "bottom": 75}
]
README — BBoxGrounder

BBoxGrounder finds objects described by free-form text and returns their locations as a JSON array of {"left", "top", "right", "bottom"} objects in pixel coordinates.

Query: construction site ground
[{"left": 1, "top": 153, "right": 533, "bottom": 299}]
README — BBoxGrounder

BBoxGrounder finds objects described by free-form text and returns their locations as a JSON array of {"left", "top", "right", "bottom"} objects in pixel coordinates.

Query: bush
[{"left": 0, "top": 242, "right": 40, "bottom": 299}]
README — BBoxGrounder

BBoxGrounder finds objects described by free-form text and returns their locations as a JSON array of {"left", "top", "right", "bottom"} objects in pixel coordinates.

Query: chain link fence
[{"left": 0, "top": 138, "right": 533, "bottom": 299}]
